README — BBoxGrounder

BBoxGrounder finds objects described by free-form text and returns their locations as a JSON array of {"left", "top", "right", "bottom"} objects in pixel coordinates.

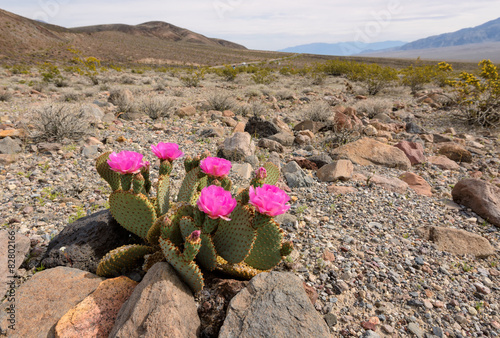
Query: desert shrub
[
  {"left": 32, "top": 103, "right": 92, "bottom": 141},
  {"left": 68, "top": 48, "right": 102, "bottom": 85},
  {"left": 109, "top": 88, "right": 136, "bottom": 113},
  {"left": 245, "top": 87, "right": 261, "bottom": 98},
  {"left": 304, "top": 101, "right": 332, "bottom": 122},
  {"left": 60, "top": 90, "right": 81, "bottom": 102},
  {"left": 180, "top": 69, "right": 205, "bottom": 87},
  {"left": 399, "top": 59, "right": 436, "bottom": 94},
  {"left": 207, "top": 93, "right": 235, "bottom": 111},
  {"left": 356, "top": 64, "right": 398, "bottom": 95},
  {"left": 449, "top": 59, "right": 500, "bottom": 127},
  {"left": 235, "top": 102, "right": 267, "bottom": 117},
  {"left": 433, "top": 62, "right": 454, "bottom": 87},
  {"left": 275, "top": 89, "right": 295, "bottom": 100},
  {"left": 138, "top": 95, "right": 175, "bottom": 119},
  {"left": 322, "top": 127, "right": 360, "bottom": 150},
  {"left": 40, "top": 62, "right": 64, "bottom": 85},
  {"left": 217, "top": 65, "right": 238, "bottom": 81},
  {"left": 9, "top": 64, "right": 31, "bottom": 75},
  {"left": 320, "top": 60, "right": 359, "bottom": 77},
  {"left": 353, "top": 98, "right": 393, "bottom": 118},
  {"left": 251, "top": 69, "right": 275, "bottom": 85},
  {"left": 31, "top": 81, "right": 47, "bottom": 93},
  {"left": 310, "top": 70, "right": 326, "bottom": 85},
  {"left": 120, "top": 75, "right": 136, "bottom": 85},
  {"left": 0, "top": 89, "right": 12, "bottom": 102}
]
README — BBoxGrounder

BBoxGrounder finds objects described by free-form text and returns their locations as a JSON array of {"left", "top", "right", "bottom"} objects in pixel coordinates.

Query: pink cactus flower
[
  {"left": 151, "top": 142, "right": 184, "bottom": 161},
  {"left": 197, "top": 185, "right": 237, "bottom": 221},
  {"left": 189, "top": 230, "right": 201, "bottom": 241},
  {"left": 200, "top": 157, "right": 232, "bottom": 177},
  {"left": 255, "top": 167, "right": 267, "bottom": 180},
  {"left": 249, "top": 184, "right": 290, "bottom": 217},
  {"left": 107, "top": 151, "right": 146, "bottom": 175}
]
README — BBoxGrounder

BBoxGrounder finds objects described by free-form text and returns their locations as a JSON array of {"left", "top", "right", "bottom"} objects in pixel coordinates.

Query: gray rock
[
  {"left": 81, "top": 145, "right": 99, "bottom": 159},
  {"left": 217, "top": 132, "right": 256, "bottom": 161},
  {"left": 362, "top": 331, "right": 381, "bottom": 338},
  {"left": 110, "top": 262, "right": 200, "bottom": 338},
  {"left": 0, "top": 267, "right": 103, "bottom": 338},
  {"left": 81, "top": 104, "right": 104, "bottom": 123},
  {"left": 307, "top": 153, "right": 333, "bottom": 169},
  {"left": 407, "top": 322, "right": 424, "bottom": 338},
  {"left": 269, "top": 132, "right": 295, "bottom": 146},
  {"left": 373, "top": 113, "right": 393, "bottom": 123},
  {"left": 406, "top": 122, "right": 425, "bottom": 134},
  {"left": 199, "top": 127, "right": 224, "bottom": 138},
  {"left": 316, "top": 160, "right": 353, "bottom": 182},
  {"left": 0, "top": 231, "right": 30, "bottom": 297},
  {"left": 258, "top": 138, "right": 284, "bottom": 153},
  {"left": 41, "top": 210, "right": 142, "bottom": 274},
  {"left": 282, "top": 161, "right": 315, "bottom": 188},
  {"left": 232, "top": 163, "right": 253, "bottom": 180},
  {"left": 0, "top": 137, "right": 22, "bottom": 154},
  {"left": 219, "top": 271, "right": 330, "bottom": 338},
  {"left": 244, "top": 116, "right": 279, "bottom": 138}
]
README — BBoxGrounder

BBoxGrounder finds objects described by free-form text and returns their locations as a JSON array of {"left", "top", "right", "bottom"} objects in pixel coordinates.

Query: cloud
[{"left": 1, "top": 0, "right": 499, "bottom": 50}]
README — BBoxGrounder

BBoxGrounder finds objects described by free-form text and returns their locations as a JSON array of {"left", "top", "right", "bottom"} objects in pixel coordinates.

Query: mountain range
[{"left": 279, "top": 41, "right": 406, "bottom": 56}]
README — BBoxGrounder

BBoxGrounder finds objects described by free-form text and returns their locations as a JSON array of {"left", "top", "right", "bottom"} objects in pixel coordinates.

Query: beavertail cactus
[{"left": 95, "top": 144, "right": 294, "bottom": 293}]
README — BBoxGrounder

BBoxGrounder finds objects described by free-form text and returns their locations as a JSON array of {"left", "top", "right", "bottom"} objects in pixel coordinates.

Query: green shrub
[
  {"left": 358, "top": 63, "right": 398, "bottom": 95},
  {"left": 251, "top": 69, "right": 275, "bottom": 84},
  {"left": 399, "top": 59, "right": 436, "bottom": 94},
  {"left": 218, "top": 65, "right": 238, "bottom": 81}
]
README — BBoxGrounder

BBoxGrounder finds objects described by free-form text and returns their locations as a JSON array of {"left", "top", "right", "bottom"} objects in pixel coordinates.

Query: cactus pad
[
  {"left": 263, "top": 161, "right": 280, "bottom": 186},
  {"left": 244, "top": 217, "right": 284, "bottom": 270},
  {"left": 213, "top": 203, "right": 256, "bottom": 264},
  {"left": 180, "top": 217, "right": 217, "bottom": 271},
  {"left": 96, "top": 152, "right": 121, "bottom": 191},
  {"left": 97, "top": 244, "right": 154, "bottom": 277},
  {"left": 156, "top": 174, "right": 170, "bottom": 216},
  {"left": 147, "top": 215, "right": 165, "bottom": 245},
  {"left": 109, "top": 191, "right": 157, "bottom": 239},
  {"left": 159, "top": 237, "right": 204, "bottom": 293},
  {"left": 216, "top": 256, "right": 263, "bottom": 279},
  {"left": 164, "top": 202, "right": 195, "bottom": 246},
  {"left": 142, "top": 250, "right": 166, "bottom": 272},
  {"left": 177, "top": 167, "right": 201, "bottom": 204}
]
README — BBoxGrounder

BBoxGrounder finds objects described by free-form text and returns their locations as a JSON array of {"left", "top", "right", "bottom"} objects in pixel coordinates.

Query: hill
[
  {"left": 0, "top": 8, "right": 284, "bottom": 66},
  {"left": 279, "top": 41, "right": 406, "bottom": 56}
]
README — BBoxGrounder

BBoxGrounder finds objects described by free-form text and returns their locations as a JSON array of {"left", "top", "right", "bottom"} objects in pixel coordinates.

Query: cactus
[{"left": 95, "top": 146, "right": 294, "bottom": 293}]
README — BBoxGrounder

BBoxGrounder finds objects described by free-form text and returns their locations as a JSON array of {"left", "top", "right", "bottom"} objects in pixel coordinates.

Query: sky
[{"left": 1, "top": 0, "right": 499, "bottom": 51}]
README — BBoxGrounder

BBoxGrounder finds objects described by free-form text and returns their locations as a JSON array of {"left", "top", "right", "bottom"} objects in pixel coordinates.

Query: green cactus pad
[
  {"left": 159, "top": 237, "right": 204, "bottom": 293},
  {"left": 216, "top": 256, "right": 264, "bottom": 280},
  {"left": 157, "top": 174, "right": 170, "bottom": 216},
  {"left": 263, "top": 161, "right": 280, "bottom": 186},
  {"left": 244, "top": 217, "right": 284, "bottom": 270},
  {"left": 142, "top": 250, "right": 165, "bottom": 272},
  {"left": 213, "top": 203, "right": 256, "bottom": 264},
  {"left": 96, "top": 152, "right": 121, "bottom": 191},
  {"left": 97, "top": 244, "right": 154, "bottom": 277},
  {"left": 177, "top": 167, "right": 201, "bottom": 204},
  {"left": 147, "top": 215, "right": 165, "bottom": 245},
  {"left": 280, "top": 241, "right": 294, "bottom": 257},
  {"left": 164, "top": 202, "right": 195, "bottom": 246},
  {"left": 179, "top": 217, "right": 217, "bottom": 271},
  {"left": 109, "top": 191, "right": 157, "bottom": 239}
]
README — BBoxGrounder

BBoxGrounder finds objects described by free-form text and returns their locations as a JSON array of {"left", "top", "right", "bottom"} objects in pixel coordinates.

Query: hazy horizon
[{"left": 1, "top": 1, "right": 499, "bottom": 51}]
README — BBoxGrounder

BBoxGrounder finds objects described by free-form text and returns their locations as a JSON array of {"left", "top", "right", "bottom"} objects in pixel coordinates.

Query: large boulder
[
  {"left": 427, "top": 155, "right": 460, "bottom": 170},
  {"left": 370, "top": 174, "right": 409, "bottom": 194},
  {"left": 244, "top": 116, "right": 279, "bottom": 138},
  {"left": 399, "top": 172, "right": 432, "bottom": 197},
  {"left": 394, "top": 140, "right": 426, "bottom": 165},
  {"left": 219, "top": 271, "right": 331, "bottom": 338},
  {"left": 417, "top": 226, "right": 495, "bottom": 257},
  {"left": 316, "top": 160, "right": 353, "bottom": 182},
  {"left": 55, "top": 276, "right": 138, "bottom": 337},
  {"left": 110, "top": 262, "right": 200, "bottom": 338},
  {"left": 217, "top": 132, "right": 256, "bottom": 161},
  {"left": 438, "top": 143, "right": 472, "bottom": 163},
  {"left": 41, "top": 210, "right": 142, "bottom": 274},
  {"left": 330, "top": 137, "right": 411, "bottom": 170},
  {"left": 0, "top": 267, "right": 103, "bottom": 337},
  {"left": 452, "top": 179, "right": 500, "bottom": 227}
]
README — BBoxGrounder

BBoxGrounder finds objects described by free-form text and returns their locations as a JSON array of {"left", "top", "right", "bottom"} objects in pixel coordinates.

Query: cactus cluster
[{"left": 95, "top": 144, "right": 293, "bottom": 293}]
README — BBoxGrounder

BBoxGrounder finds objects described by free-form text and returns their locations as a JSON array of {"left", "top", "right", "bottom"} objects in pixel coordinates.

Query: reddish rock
[
  {"left": 334, "top": 111, "right": 352, "bottom": 130},
  {"left": 438, "top": 143, "right": 472, "bottom": 163},
  {"left": 399, "top": 172, "right": 432, "bottom": 197},
  {"left": 327, "top": 185, "right": 358, "bottom": 195},
  {"left": 222, "top": 110, "right": 235, "bottom": 117},
  {"left": 330, "top": 137, "right": 411, "bottom": 170},
  {"left": 369, "top": 121, "right": 405, "bottom": 133},
  {"left": 291, "top": 158, "right": 318, "bottom": 171},
  {"left": 370, "top": 174, "right": 409, "bottom": 193},
  {"left": 322, "top": 250, "right": 335, "bottom": 262},
  {"left": 394, "top": 140, "right": 426, "bottom": 165},
  {"left": 302, "top": 283, "right": 318, "bottom": 305},
  {"left": 417, "top": 226, "right": 495, "bottom": 257},
  {"left": 293, "top": 120, "right": 325, "bottom": 133},
  {"left": 361, "top": 317, "right": 380, "bottom": 330},
  {"left": 427, "top": 155, "right": 460, "bottom": 170},
  {"left": 0, "top": 154, "right": 18, "bottom": 165},
  {"left": 55, "top": 276, "right": 138, "bottom": 338},
  {"left": 317, "top": 160, "right": 353, "bottom": 182},
  {"left": 176, "top": 106, "right": 197, "bottom": 117},
  {"left": 298, "top": 130, "right": 315, "bottom": 139},
  {"left": 452, "top": 179, "right": 500, "bottom": 227},
  {"left": 0, "top": 129, "right": 25, "bottom": 138},
  {"left": 233, "top": 122, "right": 246, "bottom": 134}
]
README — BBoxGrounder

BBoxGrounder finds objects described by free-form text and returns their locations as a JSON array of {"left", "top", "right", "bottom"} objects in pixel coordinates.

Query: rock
[
  {"left": 0, "top": 137, "right": 22, "bottom": 154},
  {"left": 244, "top": 116, "right": 279, "bottom": 138},
  {"left": 258, "top": 138, "right": 284, "bottom": 152},
  {"left": 316, "top": 160, "right": 353, "bottom": 182},
  {"left": 438, "top": 143, "right": 472, "bottom": 163},
  {"left": 110, "top": 262, "right": 200, "bottom": 338},
  {"left": 330, "top": 137, "right": 411, "bottom": 170},
  {"left": 293, "top": 120, "right": 325, "bottom": 133},
  {"left": 176, "top": 106, "right": 197, "bottom": 117},
  {"left": 82, "top": 145, "right": 99, "bottom": 159},
  {"left": 394, "top": 140, "right": 426, "bottom": 165},
  {"left": 0, "top": 267, "right": 103, "bottom": 337},
  {"left": 294, "top": 134, "right": 311, "bottom": 145},
  {"left": 41, "top": 210, "right": 142, "bottom": 274},
  {"left": 370, "top": 174, "right": 409, "bottom": 193},
  {"left": 417, "top": 226, "right": 495, "bottom": 257},
  {"left": 37, "top": 142, "right": 62, "bottom": 153},
  {"left": 407, "top": 322, "right": 424, "bottom": 338},
  {"left": 272, "top": 117, "right": 292, "bottom": 133},
  {"left": 433, "top": 134, "right": 454, "bottom": 143},
  {"left": 232, "top": 163, "right": 253, "bottom": 180},
  {"left": 399, "top": 172, "right": 432, "bottom": 197},
  {"left": 232, "top": 122, "right": 246, "bottom": 133},
  {"left": 362, "top": 330, "right": 381, "bottom": 338},
  {"left": 406, "top": 122, "right": 425, "bottom": 134},
  {"left": 0, "top": 154, "right": 18, "bottom": 165},
  {"left": 219, "top": 271, "right": 330, "bottom": 338},
  {"left": 55, "top": 276, "right": 138, "bottom": 338},
  {"left": 302, "top": 282, "right": 318, "bottom": 305},
  {"left": 217, "top": 132, "right": 256, "bottom": 161},
  {"left": 452, "top": 179, "right": 500, "bottom": 227},
  {"left": 363, "top": 125, "right": 378, "bottom": 136},
  {"left": 427, "top": 155, "right": 460, "bottom": 170},
  {"left": 268, "top": 132, "right": 295, "bottom": 146},
  {"left": 327, "top": 185, "right": 358, "bottom": 194},
  {"left": 222, "top": 117, "right": 238, "bottom": 128},
  {"left": 292, "top": 157, "right": 318, "bottom": 171},
  {"left": 0, "top": 129, "right": 25, "bottom": 139},
  {"left": 373, "top": 112, "right": 393, "bottom": 123},
  {"left": 298, "top": 130, "right": 315, "bottom": 140},
  {"left": 0, "top": 231, "right": 30, "bottom": 297},
  {"left": 81, "top": 104, "right": 105, "bottom": 124},
  {"left": 199, "top": 127, "right": 224, "bottom": 138},
  {"left": 282, "top": 161, "right": 315, "bottom": 188},
  {"left": 323, "top": 313, "right": 337, "bottom": 328},
  {"left": 307, "top": 153, "right": 333, "bottom": 168}
]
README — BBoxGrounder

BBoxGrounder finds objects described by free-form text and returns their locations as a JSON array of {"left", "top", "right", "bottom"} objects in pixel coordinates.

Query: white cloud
[{"left": 1, "top": 0, "right": 499, "bottom": 50}]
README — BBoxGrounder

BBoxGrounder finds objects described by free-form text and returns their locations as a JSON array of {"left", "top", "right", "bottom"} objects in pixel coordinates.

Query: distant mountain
[
  {"left": 399, "top": 17, "right": 500, "bottom": 51},
  {"left": 278, "top": 41, "right": 406, "bottom": 56}
]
